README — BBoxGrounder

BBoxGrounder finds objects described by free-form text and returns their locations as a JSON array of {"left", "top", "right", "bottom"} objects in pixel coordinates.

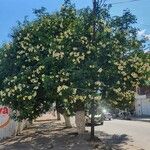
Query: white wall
[
  {"left": 135, "top": 95, "right": 150, "bottom": 116},
  {"left": 0, "top": 120, "right": 18, "bottom": 140},
  {"left": 0, "top": 106, "right": 28, "bottom": 140}
]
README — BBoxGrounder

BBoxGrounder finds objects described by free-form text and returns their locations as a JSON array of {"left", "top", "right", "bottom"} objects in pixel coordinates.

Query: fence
[{"left": 0, "top": 106, "right": 29, "bottom": 140}]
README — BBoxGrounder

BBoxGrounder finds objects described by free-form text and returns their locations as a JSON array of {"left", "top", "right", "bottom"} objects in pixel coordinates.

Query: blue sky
[{"left": 0, "top": 0, "right": 150, "bottom": 45}]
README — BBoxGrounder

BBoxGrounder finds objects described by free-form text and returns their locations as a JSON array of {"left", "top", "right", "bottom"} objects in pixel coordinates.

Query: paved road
[{"left": 93, "top": 119, "right": 150, "bottom": 150}]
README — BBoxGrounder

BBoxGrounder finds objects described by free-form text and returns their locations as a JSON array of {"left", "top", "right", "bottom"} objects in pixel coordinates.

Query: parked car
[
  {"left": 85, "top": 114, "right": 104, "bottom": 125},
  {"left": 104, "top": 113, "right": 112, "bottom": 120},
  {"left": 118, "top": 111, "right": 131, "bottom": 120}
]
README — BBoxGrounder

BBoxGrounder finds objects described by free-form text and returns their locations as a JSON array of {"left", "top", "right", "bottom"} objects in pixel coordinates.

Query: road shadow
[{"left": 92, "top": 131, "right": 143, "bottom": 150}]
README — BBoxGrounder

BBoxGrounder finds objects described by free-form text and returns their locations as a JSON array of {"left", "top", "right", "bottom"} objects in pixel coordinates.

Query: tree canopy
[{"left": 0, "top": 0, "right": 149, "bottom": 120}]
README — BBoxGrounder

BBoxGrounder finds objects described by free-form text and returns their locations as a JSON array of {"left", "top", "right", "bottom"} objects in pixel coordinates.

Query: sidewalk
[
  {"left": 131, "top": 116, "right": 150, "bottom": 123},
  {"left": 0, "top": 115, "right": 92, "bottom": 150}
]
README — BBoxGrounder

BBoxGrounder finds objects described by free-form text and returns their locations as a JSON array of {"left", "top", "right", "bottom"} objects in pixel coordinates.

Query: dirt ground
[
  {"left": 0, "top": 120, "right": 92, "bottom": 150},
  {"left": 0, "top": 114, "right": 142, "bottom": 150}
]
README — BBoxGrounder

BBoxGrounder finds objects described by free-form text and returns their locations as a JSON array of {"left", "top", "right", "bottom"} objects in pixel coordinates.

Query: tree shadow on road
[{"left": 92, "top": 131, "right": 142, "bottom": 150}]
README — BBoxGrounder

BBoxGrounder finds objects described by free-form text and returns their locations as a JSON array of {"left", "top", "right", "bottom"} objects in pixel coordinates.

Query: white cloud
[
  {"left": 138, "top": 29, "right": 150, "bottom": 40},
  {"left": 138, "top": 29, "right": 146, "bottom": 37},
  {"left": 145, "top": 34, "right": 150, "bottom": 40}
]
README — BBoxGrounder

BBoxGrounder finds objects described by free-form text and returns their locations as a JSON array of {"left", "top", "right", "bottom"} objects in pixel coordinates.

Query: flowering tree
[
  {"left": 0, "top": 0, "right": 149, "bottom": 136},
  {"left": 0, "top": 1, "right": 86, "bottom": 122}
]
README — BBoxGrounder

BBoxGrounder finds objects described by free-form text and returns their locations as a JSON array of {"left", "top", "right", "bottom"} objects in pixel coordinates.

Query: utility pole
[
  {"left": 90, "top": 0, "right": 97, "bottom": 140},
  {"left": 90, "top": 0, "right": 106, "bottom": 140}
]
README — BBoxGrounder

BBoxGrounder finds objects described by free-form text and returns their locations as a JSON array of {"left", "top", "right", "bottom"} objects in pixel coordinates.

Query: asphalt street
[{"left": 93, "top": 119, "right": 150, "bottom": 150}]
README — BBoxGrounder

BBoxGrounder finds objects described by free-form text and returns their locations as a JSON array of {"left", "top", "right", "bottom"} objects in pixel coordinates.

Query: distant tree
[{"left": 139, "top": 52, "right": 150, "bottom": 86}]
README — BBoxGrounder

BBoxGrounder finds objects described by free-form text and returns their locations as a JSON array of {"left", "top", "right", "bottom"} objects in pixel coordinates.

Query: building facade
[{"left": 135, "top": 86, "right": 150, "bottom": 116}]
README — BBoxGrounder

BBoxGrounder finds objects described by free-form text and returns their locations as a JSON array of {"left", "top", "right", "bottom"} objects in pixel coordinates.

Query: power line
[
  {"left": 107, "top": 1, "right": 150, "bottom": 31},
  {"left": 108, "top": 0, "right": 140, "bottom": 5},
  {"left": 140, "top": 24, "right": 150, "bottom": 27}
]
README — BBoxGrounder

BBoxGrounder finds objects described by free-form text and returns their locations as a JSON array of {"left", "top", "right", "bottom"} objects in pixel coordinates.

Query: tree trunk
[
  {"left": 63, "top": 114, "right": 72, "bottom": 128},
  {"left": 25, "top": 121, "right": 31, "bottom": 128},
  {"left": 57, "top": 111, "right": 61, "bottom": 120},
  {"left": 75, "top": 111, "right": 85, "bottom": 134},
  {"left": 15, "top": 121, "right": 22, "bottom": 135},
  {"left": 90, "top": 100, "right": 95, "bottom": 140}
]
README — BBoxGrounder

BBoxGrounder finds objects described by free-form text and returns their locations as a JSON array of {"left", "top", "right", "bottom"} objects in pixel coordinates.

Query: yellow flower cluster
[
  {"left": 57, "top": 70, "right": 70, "bottom": 82},
  {"left": 0, "top": 83, "right": 27, "bottom": 99},
  {"left": 89, "top": 65, "right": 95, "bottom": 68},
  {"left": 57, "top": 85, "right": 69, "bottom": 95},
  {"left": 33, "top": 56, "right": 40, "bottom": 61},
  {"left": 73, "top": 95, "right": 87, "bottom": 102},
  {"left": 52, "top": 50, "right": 64, "bottom": 60},
  {"left": 35, "top": 65, "right": 45, "bottom": 74},
  {"left": 87, "top": 94, "right": 101, "bottom": 101},
  {"left": 22, "top": 92, "right": 37, "bottom": 101},
  {"left": 97, "top": 68, "right": 103, "bottom": 73},
  {"left": 80, "top": 36, "right": 88, "bottom": 45},
  {"left": 131, "top": 72, "right": 138, "bottom": 78},
  {"left": 94, "top": 95, "right": 102, "bottom": 101},
  {"left": 95, "top": 81, "right": 101, "bottom": 86},
  {"left": 113, "top": 88, "right": 121, "bottom": 93},
  {"left": 71, "top": 52, "right": 85, "bottom": 64}
]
